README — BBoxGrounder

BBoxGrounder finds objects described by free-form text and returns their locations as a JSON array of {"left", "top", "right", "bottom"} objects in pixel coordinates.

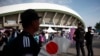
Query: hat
[
  {"left": 78, "top": 22, "right": 81, "bottom": 26},
  {"left": 88, "top": 27, "right": 92, "bottom": 30},
  {"left": 20, "top": 9, "right": 41, "bottom": 23}
]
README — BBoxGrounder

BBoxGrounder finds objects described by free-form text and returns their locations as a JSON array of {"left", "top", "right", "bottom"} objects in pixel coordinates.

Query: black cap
[
  {"left": 20, "top": 9, "right": 41, "bottom": 23},
  {"left": 78, "top": 22, "right": 81, "bottom": 26},
  {"left": 88, "top": 26, "right": 92, "bottom": 30}
]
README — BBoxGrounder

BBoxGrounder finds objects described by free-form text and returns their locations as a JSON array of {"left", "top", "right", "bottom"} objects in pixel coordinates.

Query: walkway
[{"left": 59, "top": 39, "right": 100, "bottom": 56}]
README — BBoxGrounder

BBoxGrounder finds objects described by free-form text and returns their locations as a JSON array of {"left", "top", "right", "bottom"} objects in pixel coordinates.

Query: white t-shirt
[{"left": 45, "top": 33, "right": 49, "bottom": 40}]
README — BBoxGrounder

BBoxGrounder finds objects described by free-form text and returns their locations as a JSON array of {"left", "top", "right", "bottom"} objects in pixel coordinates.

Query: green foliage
[{"left": 95, "top": 21, "right": 100, "bottom": 30}]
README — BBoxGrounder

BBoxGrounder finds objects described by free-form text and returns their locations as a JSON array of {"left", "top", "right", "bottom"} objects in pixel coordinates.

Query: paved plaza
[
  {"left": 59, "top": 38, "right": 100, "bottom": 56},
  {"left": 0, "top": 37, "right": 100, "bottom": 56}
]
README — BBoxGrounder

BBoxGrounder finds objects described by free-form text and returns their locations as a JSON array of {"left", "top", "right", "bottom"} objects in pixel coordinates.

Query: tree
[{"left": 95, "top": 21, "right": 100, "bottom": 30}]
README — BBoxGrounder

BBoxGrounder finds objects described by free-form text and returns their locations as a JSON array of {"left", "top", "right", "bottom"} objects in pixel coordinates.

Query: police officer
[
  {"left": 85, "top": 27, "right": 94, "bottom": 56},
  {"left": 73, "top": 23, "right": 85, "bottom": 56},
  {"left": 3, "top": 9, "right": 41, "bottom": 56}
]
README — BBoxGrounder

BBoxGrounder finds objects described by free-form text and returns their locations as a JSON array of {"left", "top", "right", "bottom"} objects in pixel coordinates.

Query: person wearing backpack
[{"left": 73, "top": 23, "right": 85, "bottom": 56}]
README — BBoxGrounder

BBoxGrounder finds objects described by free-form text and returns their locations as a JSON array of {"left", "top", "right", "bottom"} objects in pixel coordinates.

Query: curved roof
[
  {"left": 0, "top": 3, "right": 85, "bottom": 27},
  {"left": 0, "top": 3, "right": 82, "bottom": 18}
]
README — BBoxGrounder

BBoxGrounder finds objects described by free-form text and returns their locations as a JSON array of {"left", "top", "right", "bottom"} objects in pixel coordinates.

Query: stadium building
[{"left": 0, "top": 3, "right": 85, "bottom": 31}]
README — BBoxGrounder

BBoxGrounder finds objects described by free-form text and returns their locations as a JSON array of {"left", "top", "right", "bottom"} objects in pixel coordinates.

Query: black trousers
[
  {"left": 76, "top": 41, "right": 85, "bottom": 56},
  {"left": 86, "top": 42, "right": 93, "bottom": 56},
  {"left": 0, "top": 51, "right": 3, "bottom": 56}
]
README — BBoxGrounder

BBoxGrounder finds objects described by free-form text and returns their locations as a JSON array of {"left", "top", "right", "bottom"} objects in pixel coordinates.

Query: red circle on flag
[{"left": 46, "top": 42, "right": 58, "bottom": 54}]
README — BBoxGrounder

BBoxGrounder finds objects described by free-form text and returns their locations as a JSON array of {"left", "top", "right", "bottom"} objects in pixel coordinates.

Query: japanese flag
[{"left": 38, "top": 37, "right": 71, "bottom": 56}]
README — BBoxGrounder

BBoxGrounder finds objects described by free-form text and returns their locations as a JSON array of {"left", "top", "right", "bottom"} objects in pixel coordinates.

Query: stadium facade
[{"left": 0, "top": 3, "right": 85, "bottom": 31}]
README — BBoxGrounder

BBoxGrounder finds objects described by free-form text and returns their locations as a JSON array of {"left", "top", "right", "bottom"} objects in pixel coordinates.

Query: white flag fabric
[{"left": 38, "top": 37, "right": 71, "bottom": 56}]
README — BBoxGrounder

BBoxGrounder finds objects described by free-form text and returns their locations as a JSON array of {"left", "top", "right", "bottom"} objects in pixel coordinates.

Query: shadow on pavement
[{"left": 67, "top": 52, "right": 76, "bottom": 56}]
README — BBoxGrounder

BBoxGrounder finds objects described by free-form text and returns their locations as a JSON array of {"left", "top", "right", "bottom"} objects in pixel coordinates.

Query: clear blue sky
[{"left": 0, "top": 0, "right": 100, "bottom": 28}]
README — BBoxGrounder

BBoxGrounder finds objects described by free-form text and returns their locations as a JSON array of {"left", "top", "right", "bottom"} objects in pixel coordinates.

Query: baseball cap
[
  {"left": 20, "top": 9, "right": 41, "bottom": 23},
  {"left": 88, "top": 26, "right": 92, "bottom": 30},
  {"left": 78, "top": 22, "right": 81, "bottom": 26}
]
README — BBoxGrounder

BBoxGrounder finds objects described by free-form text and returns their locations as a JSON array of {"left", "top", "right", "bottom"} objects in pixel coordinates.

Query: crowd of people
[
  {"left": 0, "top": 9, "right": 71, "bottom": 56},
  {"left": 0, "top": 28, "right": 20, "bottom": 55},
  {"left": 0, "top": 9, "right": 95, "bottom": 56},
  {"left": 0, "top": 29, "right": 71, "bottom": 56}
]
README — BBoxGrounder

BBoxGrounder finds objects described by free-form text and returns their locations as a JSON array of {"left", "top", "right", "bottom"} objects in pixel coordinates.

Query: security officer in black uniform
[
  {"left": 85, "top": 27, "right": 94, "bottom": 56},
  {"left": 3, "top": 9, "right": 41, "bottom": 56},
  {"left": 73, "top": 23, "right": 85, "bottom": 56}
]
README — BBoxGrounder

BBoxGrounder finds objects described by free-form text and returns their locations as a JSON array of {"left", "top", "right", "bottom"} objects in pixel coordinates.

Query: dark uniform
[
  {"left": 74, "top": 27, "right": 85, "bottom": 56},
  {"left": 3, "top": 31, "right": 40, "bottom": 56},
  {"left": 85, "top": 27, "right": 94, "bottom": 56}
]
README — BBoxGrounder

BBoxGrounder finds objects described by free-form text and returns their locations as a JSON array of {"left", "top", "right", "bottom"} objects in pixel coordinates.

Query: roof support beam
[
  {"left": 42, "top": 12, "right": 47, "bottom": 24},
  {"left": 60, "top": 14, "right": 66, "bottom": 25},
  {"left": 52, "top": 12, "right": 57, "bottom": 25},
  {"left": 65, "top": 16, "right": 72, "bottom": 25},
  {"left": 74, "top": 20, "right": 78, "bottom": 26},
  {"left": 3, "top": 16, "right": 5, "bottom": 27},
  {"left": 70, "top": 18, "right": 77, "bottom": 26},
  {"left": 18, "top": 13, "right": 20, "bottom": 24}
]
